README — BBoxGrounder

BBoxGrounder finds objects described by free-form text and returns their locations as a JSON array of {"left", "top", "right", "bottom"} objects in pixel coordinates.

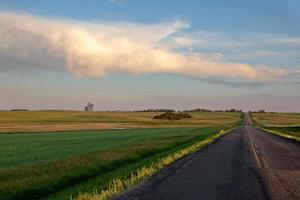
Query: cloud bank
[{"left": 0, "top": 12, "right": 290, "bottom": 81}]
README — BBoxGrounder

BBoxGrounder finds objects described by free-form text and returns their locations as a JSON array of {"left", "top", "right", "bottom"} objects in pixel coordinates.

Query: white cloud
[
  {"left": 166, "top": 31, "right": 300, "bottom": 50},
  {"left": 238, "top": 50, "right": 300, "bottom": 59},
  {"left": 0, "top": 12, "right": 292, "bottom": 81},
  {"left": 107, "top": 0, "right": 123, "bottom": 5},
  {"left": 265, "top": 35, "right": 300, "bottom": 46}
]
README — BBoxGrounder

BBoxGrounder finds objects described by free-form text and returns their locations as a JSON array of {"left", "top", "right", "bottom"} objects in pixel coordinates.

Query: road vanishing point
[{"left": 115, "top": 114, "right": 300, "bottom": 200}]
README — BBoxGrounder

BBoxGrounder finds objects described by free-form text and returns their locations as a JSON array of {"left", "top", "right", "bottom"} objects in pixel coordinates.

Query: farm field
[
  {"left": 0, "top": 111, "right": 242, "bottom": 200},
  {"left": 251, "top": 112, "right": 300, "bottom": 139},
  {"left": 0, "top": 111, "right": 241, "bottom": 133}
]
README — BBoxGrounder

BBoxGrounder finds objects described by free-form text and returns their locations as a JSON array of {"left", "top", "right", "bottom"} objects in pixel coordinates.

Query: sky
[{"left": 0, "top": 0, "right": 299, "bottom": 111}]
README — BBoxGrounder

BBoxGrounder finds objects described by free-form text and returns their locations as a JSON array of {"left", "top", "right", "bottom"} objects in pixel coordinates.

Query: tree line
[{"left": 135, "top": 108, "right": 243, "bottom": 113}]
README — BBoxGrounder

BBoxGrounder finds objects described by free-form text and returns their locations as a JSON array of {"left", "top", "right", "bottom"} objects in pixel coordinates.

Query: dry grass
[
  {"left": 0, "top": 111, "right": 241, "bottom": 133},
  {"left": 251, "top": 113, "right": 300, "bottom": 127}
]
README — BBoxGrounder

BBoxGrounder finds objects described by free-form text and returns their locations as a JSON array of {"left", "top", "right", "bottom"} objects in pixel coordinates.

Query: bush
[{"left": 153, "top": 112, "right": 192, "bottom": 120}]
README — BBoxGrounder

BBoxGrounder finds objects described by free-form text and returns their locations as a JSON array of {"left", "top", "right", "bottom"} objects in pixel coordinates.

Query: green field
[
  {"left": 251, "top": 112, "right": 300, "bottom": 140},
  {"left": 0, "top": 111, "right": 242, "bottom": 200}
]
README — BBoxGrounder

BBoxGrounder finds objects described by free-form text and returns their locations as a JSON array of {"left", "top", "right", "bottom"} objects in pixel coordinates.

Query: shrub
[{"left": 153, "top": 112, "right": 192, "bottom": 120}]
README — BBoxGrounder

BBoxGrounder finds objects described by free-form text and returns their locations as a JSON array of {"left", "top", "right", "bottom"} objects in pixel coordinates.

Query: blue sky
[{"left": 0, "top": 0, "right": 299, "bottom": 111}]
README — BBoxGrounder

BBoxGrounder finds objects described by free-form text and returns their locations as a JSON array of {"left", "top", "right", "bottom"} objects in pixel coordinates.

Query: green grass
[
  {"left": 260, "top": 127, "right": 300, "bottom": 142},
  {"left": 266, "top": 126, "right": 300, "bottom": 137},
  {"left": 2, "top": 128, "right": 202, "bottom": 169},
  {"left": 250, "top": 112, "right": 300, "bottom": 142},
  {"left": 0, "top": 127, "right": 225, "bottom": 200}
]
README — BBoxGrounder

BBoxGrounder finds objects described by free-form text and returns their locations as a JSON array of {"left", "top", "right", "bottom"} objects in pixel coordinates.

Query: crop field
[
  {"left": 251, "top": 112, "right": 300, "bottom": 126},
  {"left": 0, "top": 111, "right": 242, "bottom": 199},
  {"left": 251, "top": 112, "right": 300, "bottom": 139},
  {"left": 0, "top": 111, "right": 241, "bottom": 133}
]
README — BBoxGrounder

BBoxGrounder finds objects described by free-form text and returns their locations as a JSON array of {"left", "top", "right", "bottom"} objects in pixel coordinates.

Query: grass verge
[
  {"left": 260, "top": 128, "right": 300, "bottom": 142},
  {"left": 74, "top": 128, "right": 232, "bottom": 200}
]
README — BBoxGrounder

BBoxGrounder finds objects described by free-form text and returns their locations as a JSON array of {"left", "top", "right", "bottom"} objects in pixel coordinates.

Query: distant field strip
[
  {"left": 251, "top": 112, "right": 300, "bottom": 126},
  {"left": 0, "top": 111, "right": 241, "bottom": 133},
  {"left": 0, "top": 127, "right": 226, "bottom": 200},
  {"left": 251, "top": 112, "right": 300, "bottom": 141}
]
